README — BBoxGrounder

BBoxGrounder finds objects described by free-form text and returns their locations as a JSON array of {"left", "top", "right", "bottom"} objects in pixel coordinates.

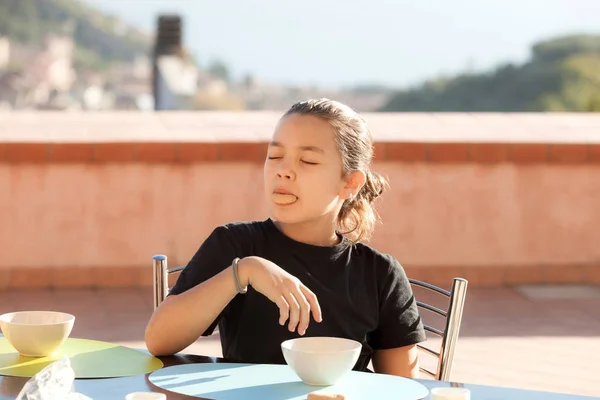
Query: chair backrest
[
  {"left": 152, "top": 255, "right": 467, "bottom": 381},
  {"left": 152, "top": 255, "right": 185, "bottom": 310},
  {"left": 409, "top": 277, "right": 468, "bottom": 382}
]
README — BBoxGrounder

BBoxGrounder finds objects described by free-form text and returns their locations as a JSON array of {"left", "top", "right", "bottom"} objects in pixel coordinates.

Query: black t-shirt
[{"left": 169, "top": 219, "right": 426, "bottom": 372}]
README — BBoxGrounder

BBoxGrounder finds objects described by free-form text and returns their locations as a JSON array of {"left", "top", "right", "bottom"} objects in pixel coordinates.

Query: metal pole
[
  {"left": 152, "top": 255, "right": 168, "bottom": 310},
  {"left": 437, "top": 278, "right": 468, "bottom": 381}
]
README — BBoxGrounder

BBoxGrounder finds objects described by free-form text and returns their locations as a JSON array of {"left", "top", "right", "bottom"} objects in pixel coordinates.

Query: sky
[{"left": 82, "top": 0, "right": 600, "bottom": 89}]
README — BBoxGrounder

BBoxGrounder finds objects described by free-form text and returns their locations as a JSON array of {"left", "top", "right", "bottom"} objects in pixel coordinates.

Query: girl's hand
[{"left": 239, "top": 256, "right": 322, "bottom": 335}]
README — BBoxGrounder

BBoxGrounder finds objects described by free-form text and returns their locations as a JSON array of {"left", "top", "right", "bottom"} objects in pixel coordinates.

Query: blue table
[{"left": 0, "top": 353, "right": 598, "bottom": 399}]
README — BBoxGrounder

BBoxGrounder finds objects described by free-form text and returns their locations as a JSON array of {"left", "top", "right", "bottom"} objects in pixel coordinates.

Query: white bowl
[
  {"left": 0, "top": 311, "right": 75, "bottom": 357},
  {"left": 281, "top": 336, "right": 362, "bottom": 386}
]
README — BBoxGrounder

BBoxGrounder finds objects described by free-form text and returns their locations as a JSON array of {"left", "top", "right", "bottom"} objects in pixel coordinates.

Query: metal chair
[
  {"left": 409, "top": 277, "right": 468, "bottom": 382},
  {"left": 152, "top": 255, "right": 467, "bottom": 381},
  {"left": 152, "top": 255, "right": 185, "bottom": 309}
]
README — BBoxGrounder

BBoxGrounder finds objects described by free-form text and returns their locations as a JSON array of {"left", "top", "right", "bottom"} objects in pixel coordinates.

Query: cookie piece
[{"left": 307, "top": 391, "right": 346, "bottom": 400}]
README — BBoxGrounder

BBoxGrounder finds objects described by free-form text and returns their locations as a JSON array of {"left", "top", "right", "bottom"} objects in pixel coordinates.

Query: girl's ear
[{"left": 340, "top": 170, "right": 366, "bottom": 200}]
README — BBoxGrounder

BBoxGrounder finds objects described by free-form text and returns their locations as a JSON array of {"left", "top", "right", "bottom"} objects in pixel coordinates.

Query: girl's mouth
[{"left": 272, "top": 193, "right": 298, "bottom": 205}]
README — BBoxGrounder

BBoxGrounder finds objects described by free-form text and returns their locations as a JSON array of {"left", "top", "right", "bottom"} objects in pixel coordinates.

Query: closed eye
[{"left": 267, "top": 156, "right": 317, "bottom": 165}]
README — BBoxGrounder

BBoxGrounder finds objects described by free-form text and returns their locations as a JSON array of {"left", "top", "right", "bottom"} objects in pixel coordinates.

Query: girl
[{"left": 145, "top": 98, "right": 426, "bottom": 377}]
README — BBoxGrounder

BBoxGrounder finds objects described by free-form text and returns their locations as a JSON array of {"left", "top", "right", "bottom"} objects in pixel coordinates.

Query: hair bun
[{"left": 362, "top": 170, "right": 387, "bottom": 203}]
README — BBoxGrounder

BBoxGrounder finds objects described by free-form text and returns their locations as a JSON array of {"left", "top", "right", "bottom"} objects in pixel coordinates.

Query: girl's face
[{"left": 263, "top": 114, "right": 356, "bottom": 225}]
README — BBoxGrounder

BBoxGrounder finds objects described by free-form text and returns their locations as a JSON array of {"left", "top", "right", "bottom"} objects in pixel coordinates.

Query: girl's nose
[{"left": 277, "top": 162, "right": 295, "bottom": 180}]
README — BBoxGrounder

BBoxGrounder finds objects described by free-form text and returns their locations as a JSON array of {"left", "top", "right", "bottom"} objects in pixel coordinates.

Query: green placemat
[{"left": 0, "top": 337, "right": 163, "bottom": 378}]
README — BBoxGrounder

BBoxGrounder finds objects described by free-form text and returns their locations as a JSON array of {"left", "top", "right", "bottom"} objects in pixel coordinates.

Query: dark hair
[{"left": 283, "top": 98, "right": 389, "bottom": 243}]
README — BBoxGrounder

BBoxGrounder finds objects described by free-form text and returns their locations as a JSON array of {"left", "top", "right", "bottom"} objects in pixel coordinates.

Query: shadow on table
[
  {"left": 0, "top": 375, "right": 28, "bottom": 399},
  {"left": 152, "top": 375, "right": 230, "bottom": 390}
]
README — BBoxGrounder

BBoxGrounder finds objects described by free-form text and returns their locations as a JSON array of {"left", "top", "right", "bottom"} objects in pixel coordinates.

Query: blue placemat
[{"left": 148, "top": 363, "right": 429, "bottom": 400}]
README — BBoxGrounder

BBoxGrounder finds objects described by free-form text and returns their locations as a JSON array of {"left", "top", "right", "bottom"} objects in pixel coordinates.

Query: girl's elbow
[
  {"left": 145, "top": 335, "right": 175, "bottom": 357},
  {"left": 144, "top": 323, "right": 173, "bottom": 357}
]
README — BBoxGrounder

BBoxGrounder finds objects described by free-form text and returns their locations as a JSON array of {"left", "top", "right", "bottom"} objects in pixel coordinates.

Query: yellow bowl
[{"left": 0, "top": 311, "right": 75, "bottom": 357}]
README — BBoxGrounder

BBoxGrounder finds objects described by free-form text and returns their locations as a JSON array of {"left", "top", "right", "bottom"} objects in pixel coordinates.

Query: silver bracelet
[{"left": 232, "top": 257, "right": 247, "bottom": 294}]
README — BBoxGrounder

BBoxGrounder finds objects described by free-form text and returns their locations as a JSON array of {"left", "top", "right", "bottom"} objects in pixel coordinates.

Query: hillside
[
  {"left": 0, "top": 0, "right": 150, "bottom": 70},
  {"left": 380, "top": 35, "right": 600, "bottom": 112}
]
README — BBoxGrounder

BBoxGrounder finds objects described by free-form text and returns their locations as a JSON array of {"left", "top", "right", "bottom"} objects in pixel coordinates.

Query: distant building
[
  {"left": 35, "top": 34, "right": 77, "bottom": 93},
  {"left": 154, "top": 55, "right": 198, "bottom": 110},
  {"left": 152, "top": 15, "right": 198, "bottom": 110},
  {"left": 0, "top": 37, "right": 9, "bottom": 69}
]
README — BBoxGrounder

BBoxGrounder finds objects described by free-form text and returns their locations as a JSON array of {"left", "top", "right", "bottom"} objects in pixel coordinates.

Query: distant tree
[
  {"left": 0, "top": 0, "right": 150, "bottom": 71},
  {"left": 586, "top": 96, "right": 600, "bottom": 112},
  {"left": 531, "top": 35, "right": 600, "bottom": 63},
  {"left": 208, "top": 60, "right": 230, "bottom": 83},
  {"left": 242, "top": 74, "right": 255, "bottom": 89},
  {"left": 380, "top": 34, "right": 600, "bottom": 112},
  {"left": 0, "top": 0, "right": 40, "bottom": 43}
]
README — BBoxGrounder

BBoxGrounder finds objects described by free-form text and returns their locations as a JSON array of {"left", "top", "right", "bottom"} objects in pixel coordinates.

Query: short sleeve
[
  {"left": 168, "top": 225, "right": 238, "bottom": 335},
  {"left": 368, "top": 257, "right": 426, "bottom": 350}
]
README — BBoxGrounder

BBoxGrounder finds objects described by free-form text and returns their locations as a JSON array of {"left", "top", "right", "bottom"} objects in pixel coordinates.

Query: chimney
[
  {"left": 154, "top": 15, "right": 182, "bottom": 56},
  {"left": 152, "top": 14, "right": 183, "bottom": 110}
]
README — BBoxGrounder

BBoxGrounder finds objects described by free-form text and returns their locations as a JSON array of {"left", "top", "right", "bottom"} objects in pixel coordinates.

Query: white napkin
[{"left": 16, "top": 356, "right": 92, "bottom": 400}]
